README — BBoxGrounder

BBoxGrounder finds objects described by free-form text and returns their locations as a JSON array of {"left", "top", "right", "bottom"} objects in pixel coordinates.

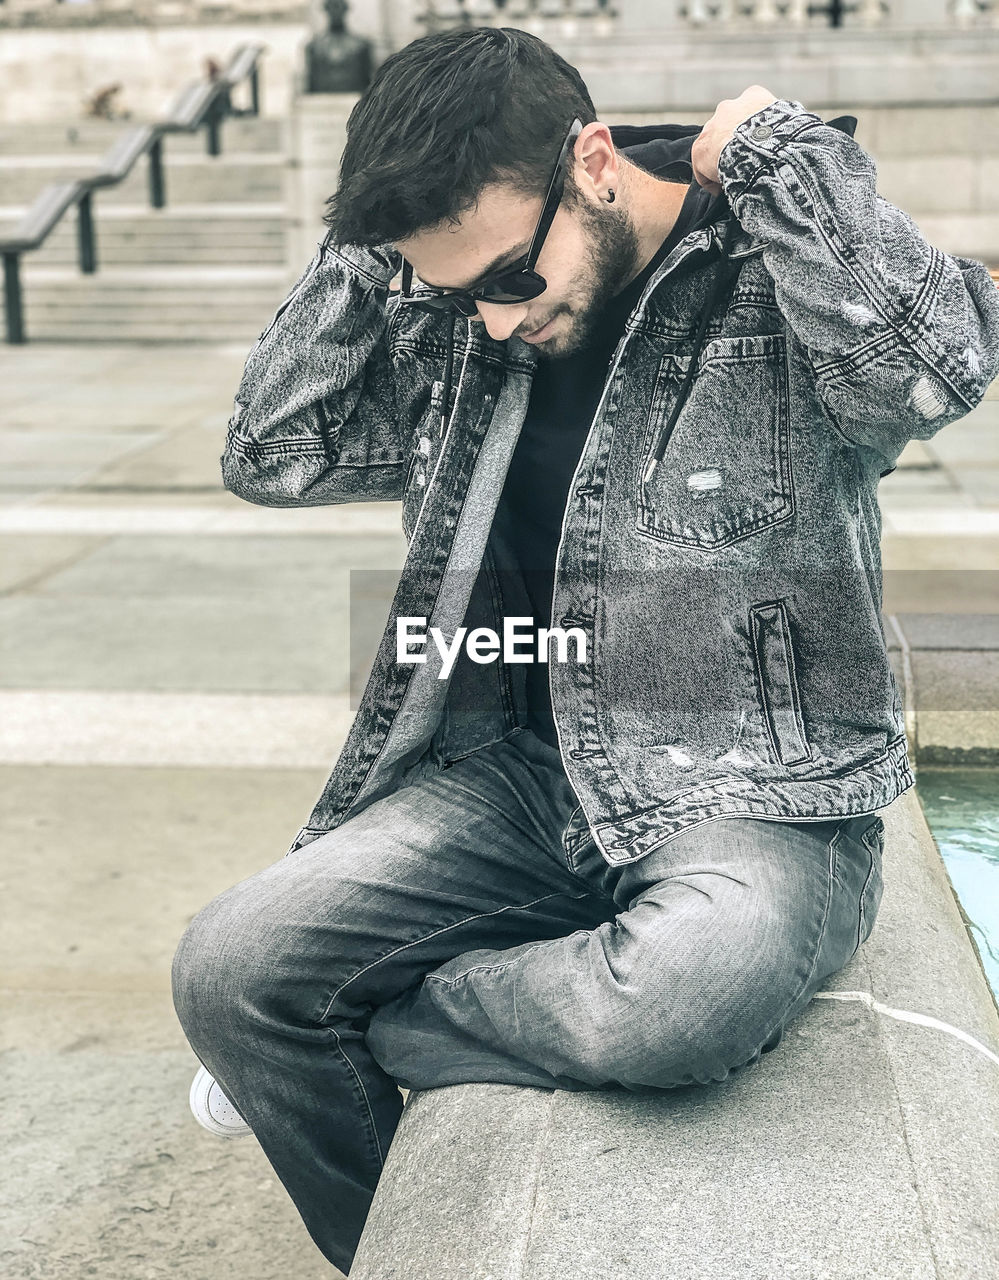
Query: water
[{"left": 917, "top": 769, "right": 999, "bottom": 1000}]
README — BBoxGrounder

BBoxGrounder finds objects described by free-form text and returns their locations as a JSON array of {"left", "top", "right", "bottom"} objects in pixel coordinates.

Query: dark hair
[{"left": 323, "top": 26, "right": 597, "bottom": 247}]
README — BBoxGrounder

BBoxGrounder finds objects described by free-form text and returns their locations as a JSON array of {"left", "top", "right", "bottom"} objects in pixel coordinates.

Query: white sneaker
[{"left": 189, "top": 1065, "right": 253, "bottom": 1139}]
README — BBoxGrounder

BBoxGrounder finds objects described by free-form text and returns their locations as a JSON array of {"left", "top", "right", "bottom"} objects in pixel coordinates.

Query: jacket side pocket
[{"left": 749, "top": 598, "right": 812, "bottom": 766}]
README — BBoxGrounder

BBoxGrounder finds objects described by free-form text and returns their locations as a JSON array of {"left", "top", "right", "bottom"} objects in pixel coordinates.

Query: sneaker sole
[{"left": 189, "top": 1065, "right": 253, "bottom": 1139}]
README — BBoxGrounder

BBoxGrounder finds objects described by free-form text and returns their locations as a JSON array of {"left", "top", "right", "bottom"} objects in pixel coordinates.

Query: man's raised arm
[
  {"left": 704, "top": 93, "right": 999, "bottom": 467},
  {"left": 221, "top": 236, "right": 406, "bottom": 507}
]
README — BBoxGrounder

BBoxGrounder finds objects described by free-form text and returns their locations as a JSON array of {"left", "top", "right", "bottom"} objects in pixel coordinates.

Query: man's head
[{"left": 324, "top": 27, "right": 648, "bottom": 357}]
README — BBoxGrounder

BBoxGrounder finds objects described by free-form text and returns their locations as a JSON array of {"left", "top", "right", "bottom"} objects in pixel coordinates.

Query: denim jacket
[{"left": 222, "top": 98, "right": 999, "bottom": 866}]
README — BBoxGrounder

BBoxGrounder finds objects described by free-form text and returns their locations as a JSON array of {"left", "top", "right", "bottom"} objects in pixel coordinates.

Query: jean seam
[
  {"left": 316, "top": 888, "right": 593, "bottom": 1024},
  {"left": 828, "top": 821, "right": 845, "bottom": 889},
  {"left": 326, "top": 1023, "right": 388, "bottom": 1170},
  {"left": 856, "top": 824, "right": 882, "bottom": 953},
  {"left": 313, "top": 887, "right": 592, "bottom": 1171},
  {"left": 437, "top": 723, "right": 527, "bottom": 771},
  {"left": 422, "top": 934, "right": 569, "bottom": 988},
  {"left": 857, "top": 861, "right": 872, "bottom": 953}
]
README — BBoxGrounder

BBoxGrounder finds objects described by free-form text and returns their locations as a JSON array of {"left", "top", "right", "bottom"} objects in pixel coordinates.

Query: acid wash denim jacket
[{"left": 222, "top": 98, "right": 999, "bottom": 867}]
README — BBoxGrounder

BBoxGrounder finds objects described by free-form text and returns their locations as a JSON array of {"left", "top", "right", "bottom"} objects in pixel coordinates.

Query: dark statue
[{"left": 305, "top": 0, "right": 373, "bottom": 94}]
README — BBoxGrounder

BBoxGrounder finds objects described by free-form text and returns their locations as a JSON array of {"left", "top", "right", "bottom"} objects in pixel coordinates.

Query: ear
[{"left": 574, "top": 122, "right": 617, "bottom": 201}]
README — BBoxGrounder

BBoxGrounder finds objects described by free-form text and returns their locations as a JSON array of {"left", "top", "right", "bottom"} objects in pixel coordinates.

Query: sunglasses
[{"left": 399, "top": 117, "right": 584, "bottom": 317}]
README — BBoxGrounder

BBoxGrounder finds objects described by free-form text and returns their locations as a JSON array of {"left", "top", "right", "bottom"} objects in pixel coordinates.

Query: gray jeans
[{"left": 171, "top": 726, "right": 884, "bottom": 1275}]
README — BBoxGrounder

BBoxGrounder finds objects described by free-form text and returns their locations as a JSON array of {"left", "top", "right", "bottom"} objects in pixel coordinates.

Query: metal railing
[{"left": 0, "top": 42, "right": 265, "bottom": 344}]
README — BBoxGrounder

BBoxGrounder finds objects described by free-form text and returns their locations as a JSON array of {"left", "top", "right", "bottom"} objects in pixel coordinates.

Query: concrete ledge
[
  {"left": 351, "top": 789, "right": 999, "bottom": 1279},
  {"left": 888, "top": 628, "right": 999, "bottom": 767}
]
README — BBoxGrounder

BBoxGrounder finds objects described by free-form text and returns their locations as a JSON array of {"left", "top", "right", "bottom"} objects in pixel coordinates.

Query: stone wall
[{"left": 0, "top": 22, "right": 311, "bottom": 120}]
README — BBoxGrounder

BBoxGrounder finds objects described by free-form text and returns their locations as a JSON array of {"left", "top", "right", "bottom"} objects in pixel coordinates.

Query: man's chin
[
  {"left": 546, "top": 318, "right": 600, "bottom": 360},
  {"left": 527, "top": 312, "right": 587, "bottom": 359}
]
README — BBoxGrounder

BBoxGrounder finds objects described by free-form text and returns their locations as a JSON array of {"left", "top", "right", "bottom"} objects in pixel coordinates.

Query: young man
[{"left": 172, "top": 27, "right": 999, "bottom": 1274}]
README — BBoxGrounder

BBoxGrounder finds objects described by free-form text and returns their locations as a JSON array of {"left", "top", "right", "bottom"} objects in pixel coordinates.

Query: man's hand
[{"left": 691, "top": 86, "right": 780, "bottom": 196}]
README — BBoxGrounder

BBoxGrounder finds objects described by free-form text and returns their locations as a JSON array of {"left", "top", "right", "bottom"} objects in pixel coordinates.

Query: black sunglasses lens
[
  {"left": 413, "top": 292, "right": 468, "bottom": 314},
  {"left": 477, "top": 271, "right": 546, "bottom": 304},
  {"left": 406, "top": 268, "right": 545, "bottom": 312}
]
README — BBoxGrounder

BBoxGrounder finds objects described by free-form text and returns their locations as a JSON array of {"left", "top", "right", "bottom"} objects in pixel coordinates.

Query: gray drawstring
[{"left": 441, "top": 314, "right": 455, "bottom": 436}]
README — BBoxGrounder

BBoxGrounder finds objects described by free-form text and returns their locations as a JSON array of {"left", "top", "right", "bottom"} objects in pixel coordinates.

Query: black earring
[{"left": 607, "top": 188, "right": 615, "bottom": 203}]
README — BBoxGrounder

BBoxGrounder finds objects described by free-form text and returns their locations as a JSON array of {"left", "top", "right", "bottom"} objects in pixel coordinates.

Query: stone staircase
[
  {"left": 3, "top": 101, "right": 996, "bottom": 343},
  {"left": 0, "top": 116, "right": 293, "bottom": 341}
]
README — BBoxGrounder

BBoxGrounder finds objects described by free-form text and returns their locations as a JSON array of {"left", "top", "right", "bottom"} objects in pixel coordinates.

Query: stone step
[
  {"left": 897, "top": 213, "right": 999, "bottom": 267},
  {"left": 876, "top": 155, "right": 999, "bottom": 218},
  {"left": 847, "top": 104, "right": 999, "bottom": 158},
  {"left": 18, "top": 265, "right": 289, "bottom": 341},
  {"left": 0, "top": 154, "right": 286, "bottom": 205},
  {"left": 0, "top": 205, "right": 288, "bottom": 266},
  {"left": 0, "top": 117, "right": 286, "bottom": 155}
]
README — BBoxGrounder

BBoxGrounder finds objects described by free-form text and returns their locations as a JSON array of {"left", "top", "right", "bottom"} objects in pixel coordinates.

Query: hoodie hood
[{"left": 611, "top": 119, "right": 727, "bottom": 227}]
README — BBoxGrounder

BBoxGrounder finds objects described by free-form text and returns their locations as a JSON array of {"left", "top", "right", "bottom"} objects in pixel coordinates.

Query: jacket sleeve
[
  {"left": 716, "top": 97, "right": 999, "bottom": 466},
  {"left": 221, "top": 235, "right": 407, "bottom": 507}
]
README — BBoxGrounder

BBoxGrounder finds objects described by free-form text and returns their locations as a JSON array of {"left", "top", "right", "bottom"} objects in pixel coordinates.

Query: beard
[{"left": 536, "top": 197, "right": 643, "bottom": 360}]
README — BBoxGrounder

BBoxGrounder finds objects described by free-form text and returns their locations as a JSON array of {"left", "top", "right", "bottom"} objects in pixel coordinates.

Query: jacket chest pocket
[
  {"left": 636, "top": 333, "right": 794, "bottom": 549},
  {"left": 402, "top": 379, "right": 445, "bottom": 540}
]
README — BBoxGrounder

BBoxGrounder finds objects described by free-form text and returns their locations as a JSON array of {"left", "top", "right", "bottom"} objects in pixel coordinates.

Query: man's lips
[{"left": 520, "top": 315, "right": 557, "bottom": 343}]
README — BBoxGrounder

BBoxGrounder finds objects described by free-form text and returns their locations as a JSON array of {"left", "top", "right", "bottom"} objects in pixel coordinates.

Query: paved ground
[{"left": 1, "top": 342, "right": 997, "bottom": 1278}]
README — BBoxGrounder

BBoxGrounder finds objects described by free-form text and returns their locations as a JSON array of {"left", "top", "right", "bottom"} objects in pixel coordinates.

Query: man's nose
[{"left": 474, "top": 300, "right": 529, "bottom": 343}]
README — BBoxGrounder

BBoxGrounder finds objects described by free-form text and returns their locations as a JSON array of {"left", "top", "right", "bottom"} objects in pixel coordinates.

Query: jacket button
[{"left": 751, "top": 124, "right": 774, "bottom": 141}]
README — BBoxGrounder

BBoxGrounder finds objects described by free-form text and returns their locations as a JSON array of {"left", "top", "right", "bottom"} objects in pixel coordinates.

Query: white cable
[{"left": 813, "top": 990, "right": 999, "bottom": 1068}]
